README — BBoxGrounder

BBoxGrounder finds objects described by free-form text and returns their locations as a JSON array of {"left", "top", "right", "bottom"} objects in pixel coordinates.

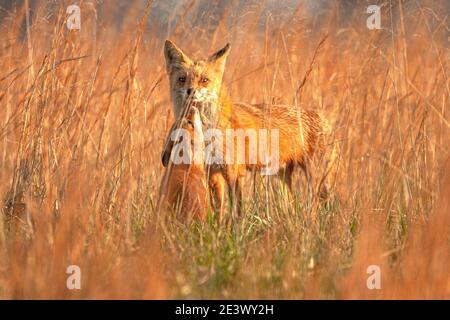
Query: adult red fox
[{"left": 163, "top": 40, "right": 336, "bottom": 217}]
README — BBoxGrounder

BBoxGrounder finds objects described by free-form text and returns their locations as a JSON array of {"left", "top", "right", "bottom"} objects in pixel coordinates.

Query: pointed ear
[
  {"left": 208, "top": 43, "right": 231, "bottom": 66},
  {"left": 164, "top": 40, "right": 191, "bottom": 72}
]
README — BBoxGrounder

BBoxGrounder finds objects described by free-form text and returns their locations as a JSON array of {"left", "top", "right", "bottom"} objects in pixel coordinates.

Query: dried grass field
[{"left": 0, "top": 0, "right": 449, "bottom": 299}]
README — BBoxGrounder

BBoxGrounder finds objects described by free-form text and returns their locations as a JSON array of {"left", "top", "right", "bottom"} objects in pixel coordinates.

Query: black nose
[{"left": 187, "top": 88, "right": 194, "bottom": 95}]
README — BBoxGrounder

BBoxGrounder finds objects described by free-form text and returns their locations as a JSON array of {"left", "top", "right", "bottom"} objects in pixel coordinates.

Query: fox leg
[
  {"left": 209, "top": 171, "right": 227, "bottom": 220},
  {"left": 317, "top": 178, "right": 329, "bottom": 201},
  {"left": 226, "top": 177, "right": 243, "bottom": 218},
  {"left": 225, "top": 165, "right": 245, "bottom": 218},
  {"left": 279, "top": 162, "right": 294, "bottom": 194},
  {"left": 318, "top": 140, "right": 340, "bottom": 201},
  {"left": 302, "top": 161, "right": 331, "bottom": 203},
  {"left": 233, "top": 177, "right": 244, "bottom": 217},
  {"left": 251, "top": 168, "right": 257, "bottom": 197}
]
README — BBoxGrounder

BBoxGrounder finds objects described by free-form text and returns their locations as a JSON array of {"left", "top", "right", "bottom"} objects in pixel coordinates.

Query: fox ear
[
  {"left": 164, "top": 40, "right": 191, "bottom": 71},
  {"left": 208, "top": 43, "right": 231, "bottom": 66}
]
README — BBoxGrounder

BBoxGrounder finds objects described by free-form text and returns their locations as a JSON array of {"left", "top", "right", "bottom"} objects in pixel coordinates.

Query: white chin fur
[{"left": 174, "top": 88, "right": 219, "bottom": 118}]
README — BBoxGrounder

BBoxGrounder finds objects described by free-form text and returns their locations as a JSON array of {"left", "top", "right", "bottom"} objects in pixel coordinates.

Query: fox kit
[
  {"left": 163, "top": 40, "right": 334, "bottom": 217},
  {"left": 162, "top": 106, "right": 209, "bottom": 222}
]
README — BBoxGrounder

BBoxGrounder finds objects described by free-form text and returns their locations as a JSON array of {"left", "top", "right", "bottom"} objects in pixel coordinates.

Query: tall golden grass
[{"left": 0, "top": 0, "right": 448, "bottom": 299}]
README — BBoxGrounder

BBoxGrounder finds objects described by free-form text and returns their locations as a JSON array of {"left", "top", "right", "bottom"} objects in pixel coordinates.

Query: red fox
[
  {"left": 163, "top": 40, "right": 336, "bottom": 217},
  {"left": 161, "top": 106, "right": 209, "bottom": 222}
]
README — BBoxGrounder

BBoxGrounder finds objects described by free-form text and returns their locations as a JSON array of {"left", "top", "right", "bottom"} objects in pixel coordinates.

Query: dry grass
[{"left": 0, "top": 0, "right": 448, "bottom": 299}]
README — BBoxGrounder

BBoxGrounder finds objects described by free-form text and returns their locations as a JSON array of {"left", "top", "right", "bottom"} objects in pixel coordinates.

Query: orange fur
[{"left": 162, "top": 108, "right": 209, "bottom": 222}]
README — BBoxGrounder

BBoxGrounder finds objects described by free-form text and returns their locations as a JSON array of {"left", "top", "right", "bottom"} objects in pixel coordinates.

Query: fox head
[{"left": 164, "top": 40, "right": 231, "bottom": 119}]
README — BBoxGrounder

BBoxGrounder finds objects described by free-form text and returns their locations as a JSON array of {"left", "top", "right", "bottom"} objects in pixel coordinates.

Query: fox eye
[
  {"left": 178, "top": 76, "right": 186, "bottom": 83},
  {"left": 200, "top": 77, "right": 209, "bottom": 84}
]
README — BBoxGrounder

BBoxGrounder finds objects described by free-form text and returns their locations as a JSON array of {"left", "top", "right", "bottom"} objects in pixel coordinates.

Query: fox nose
[{"left": 187, "top": 88, "right": 194, "bottom": 96}]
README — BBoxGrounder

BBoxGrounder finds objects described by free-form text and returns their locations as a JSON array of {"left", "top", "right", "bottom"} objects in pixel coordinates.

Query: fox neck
[
  {"left": 203, "top": 86, "right": 233, "bottom": 127},
  {"left": 215, "top": 87, "right": 233, "bottom": 127}
]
